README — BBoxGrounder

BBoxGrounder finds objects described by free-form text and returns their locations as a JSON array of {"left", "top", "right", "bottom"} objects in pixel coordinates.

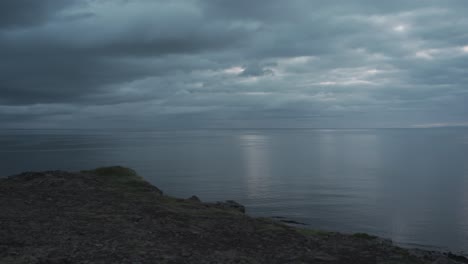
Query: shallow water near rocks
[{"left": 1, "top": 128, "right": 467, "bottom": 254}]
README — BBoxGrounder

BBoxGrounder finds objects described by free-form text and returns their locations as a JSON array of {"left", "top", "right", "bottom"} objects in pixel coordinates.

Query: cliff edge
[{"left": 0, "top": 166, "right": 465, "bottom": 264}]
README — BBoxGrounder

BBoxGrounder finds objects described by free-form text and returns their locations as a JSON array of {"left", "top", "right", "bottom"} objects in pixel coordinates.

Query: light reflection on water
[
  {"left": 239, "top": 134, "right": 272, "bottom": 200},
  {"left": 0, "top": 128, "right": 467, "bottom": 254}
]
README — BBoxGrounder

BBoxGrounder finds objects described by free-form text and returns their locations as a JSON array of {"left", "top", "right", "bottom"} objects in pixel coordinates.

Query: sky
[{"left": 1, "top": 0, "right": 467, "bottom": 129}]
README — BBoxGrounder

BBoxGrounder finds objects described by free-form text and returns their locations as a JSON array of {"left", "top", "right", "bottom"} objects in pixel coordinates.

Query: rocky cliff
[{"left": 0, "top": 166, "right": 466, "bottom": 264}]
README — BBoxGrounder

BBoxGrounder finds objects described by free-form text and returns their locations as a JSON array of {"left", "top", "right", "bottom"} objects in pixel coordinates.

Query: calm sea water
[{"left": 1, "top": 128, "right": 467, "bottom": 253}]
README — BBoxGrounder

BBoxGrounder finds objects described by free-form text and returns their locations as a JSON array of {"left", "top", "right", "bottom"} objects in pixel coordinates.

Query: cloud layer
[{"left": 1, "top": 0, "right": 467, "bottom": 128}]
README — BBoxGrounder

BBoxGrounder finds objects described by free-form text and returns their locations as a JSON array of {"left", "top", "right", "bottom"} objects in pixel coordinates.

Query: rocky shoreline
[{"left": 1, "top": 166, "right": 466, "bottom": 264}]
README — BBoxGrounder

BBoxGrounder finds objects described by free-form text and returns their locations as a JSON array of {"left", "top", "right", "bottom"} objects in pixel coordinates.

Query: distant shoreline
[{"left": 1, "top": 126, "right": 468, "bottom": 132}]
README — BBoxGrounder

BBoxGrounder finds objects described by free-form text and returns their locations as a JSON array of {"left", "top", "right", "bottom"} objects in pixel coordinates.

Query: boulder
[
  {"left": 215, "top": 200, "right": 245, "bottom": 213},
  {"left": 188, "top": 195, "right": 201, "bottom": 202}
]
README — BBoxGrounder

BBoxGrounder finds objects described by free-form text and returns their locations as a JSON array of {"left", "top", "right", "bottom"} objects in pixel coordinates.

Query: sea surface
[{"left": 1, "top": 128, "right": 467, "bottom": 253}]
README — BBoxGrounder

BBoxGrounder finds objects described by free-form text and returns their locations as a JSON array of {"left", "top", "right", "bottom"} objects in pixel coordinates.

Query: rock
[
  {"left": 432, "top": 257, "right": 457, "bottom": 264},
  {"left": 215, "top": 200, "right": 245, "bottom": 213},
  {"left": 278, "top": 219, "right": 308, "bottom": 225},
  {"left": 131, "top": 215, "right": 143, "bottom": 222},
  {"left": 270, "top": 216, "right": 308, "bottom": 226},
  {"left": 314, "top": 252, "right": 338, "bottom": 262},
  {"left": 447, "top": 252, "right": 468, "bottom": 263},
  {"left": 188, "top": 195, "right": 201, "bottom": 202}
]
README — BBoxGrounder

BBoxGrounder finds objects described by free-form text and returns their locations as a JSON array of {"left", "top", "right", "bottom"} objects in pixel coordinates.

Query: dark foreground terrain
[{"left": 1, "top": 167, "right": 466, "bottom": 264}]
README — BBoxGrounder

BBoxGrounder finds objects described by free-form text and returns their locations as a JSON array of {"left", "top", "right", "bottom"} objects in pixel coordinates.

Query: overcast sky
[{"left": 1, "top": 0, "right": 467, "bottom": 129}]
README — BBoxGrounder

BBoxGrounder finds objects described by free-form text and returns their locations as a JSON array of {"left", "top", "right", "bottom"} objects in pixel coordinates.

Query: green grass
[
  {"left": 352, "top": 232, "right": 378, "bottom": 240},
  {"left": 296, "top": 228, "right": 333, "bottom": 237},
  {"left": 83, "top": 166, "right": 141, "bottom": 179},
  {"left": 256, "top": 218, "right": 290, "bottom": 233},
  {"left": 82, "top": 166, "right": 147, "bottom": 192}
]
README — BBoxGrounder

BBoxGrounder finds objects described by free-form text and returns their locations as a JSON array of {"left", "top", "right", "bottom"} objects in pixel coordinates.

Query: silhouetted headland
[{"left": 1, "top": 166, "right": 466, "bottom": 263}]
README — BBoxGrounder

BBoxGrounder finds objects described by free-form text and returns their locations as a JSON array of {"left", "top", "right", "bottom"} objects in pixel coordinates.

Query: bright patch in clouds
[
  {"left": 415, "top": 50, "right": 433, "bottom": 59},
  {"left": 224, "top": 66, "right": 245, "bottom": 75},
  {"left": 393, "top": 24, "right": 407, "bottom": 32},
  {"left": 319, "top": 81, "right": 337, "bottom": 86},
  {"left": 278, "top": 56, "right": 315, "bottom": 66},
  {"left": 366, "top": 69, "right": 379, "bottom": 75}
]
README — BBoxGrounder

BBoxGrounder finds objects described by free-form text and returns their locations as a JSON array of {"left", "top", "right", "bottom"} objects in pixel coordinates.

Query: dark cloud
[
  {"left": 0, "top": 0, "right": 467, "bottom": 128},
  {"left": 0, "top": 0, "right": 79, "bottom": 29},
  {"left": 239, "top": 63, "right": 274, "bottom": 77}
]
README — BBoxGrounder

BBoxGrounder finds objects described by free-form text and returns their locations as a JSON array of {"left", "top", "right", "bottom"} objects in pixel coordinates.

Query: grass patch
[
  {"left": 256, "top": 218, "right": 289, "bottom": 233},
  {"left": 82, "top": 166, "right": 148, "bottom": 192},
  {"left": 157, "top": 196, "right": 242, "bottom": 216},
  {"left": 83, "top": 166, "right": 141, "bottom": 179},
  {"left": 296, "top": 228, "right": 332, "bottom": 237},
  {"left": 352, "top": 232, "right": 378, "bottom": 240}
]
